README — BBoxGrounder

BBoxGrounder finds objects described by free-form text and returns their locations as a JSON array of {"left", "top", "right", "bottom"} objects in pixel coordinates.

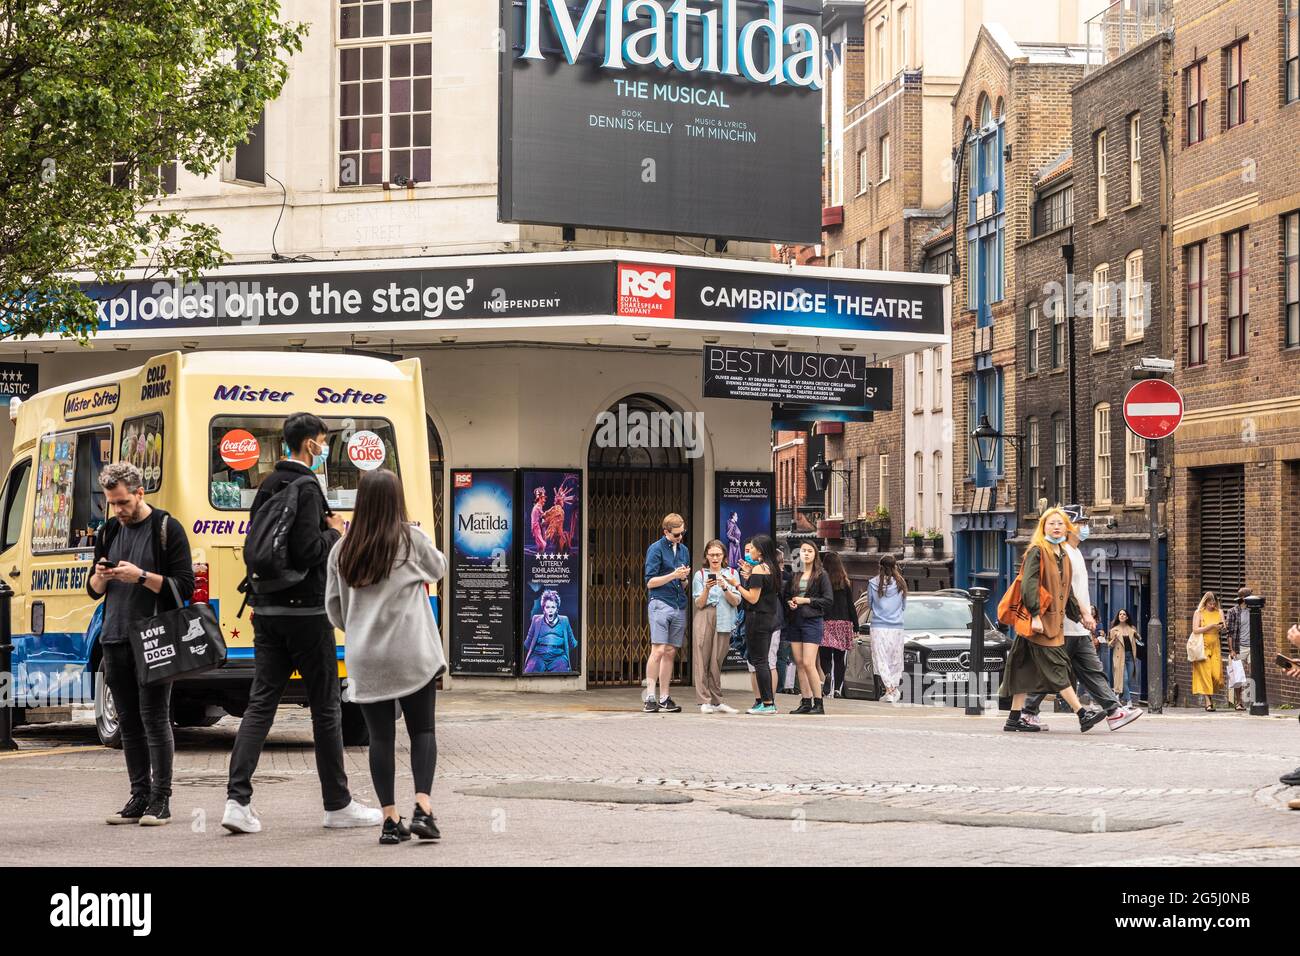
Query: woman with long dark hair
[
  {"left": 866, "top": 554, "right": 909, "bottom": 703},
  {"left": 326, "top": 469, "right": 447, "bottom": 844},
  {"left": 1109, "top": 609, "right": 1141, "bottom": 706},
  {"left": 819, "top": 550, "right": 856, "bottom": 698},
  {"left": 784, "top": 541, "right": 832, "bottom": 714},
  {"left": 737, "top": 534, "right": 782, "bottom": 715}
]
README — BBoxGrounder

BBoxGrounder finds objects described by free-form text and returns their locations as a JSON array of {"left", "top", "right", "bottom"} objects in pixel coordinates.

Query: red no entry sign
[{"left": 1123, "top": 379, "right": 1184, "bottom": 440}]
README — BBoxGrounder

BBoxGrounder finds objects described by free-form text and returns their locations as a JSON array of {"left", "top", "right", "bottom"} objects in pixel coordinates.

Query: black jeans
[
  {"left": 226, "top": 614, "right": 351, "bottom": 811},
  {"left": 102, "top": 642, "right": 174, "bottom": 799},
  {"left": 747, "top": 621, "right": 775, "bottom": 702},
  {"left": 359, "top": 678, "right": 438, "bottom": 808}
]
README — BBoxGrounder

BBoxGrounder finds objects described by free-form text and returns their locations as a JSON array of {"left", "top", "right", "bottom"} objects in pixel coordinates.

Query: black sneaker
[
  {"left": 790, "top": 698, "right": 813, "bottom": 714},
  {"left": 1279, "top": 767, "right": 1300, "bottom": 787},
  {"left": 379, "top": 816, "right": 411, "bottom": 845},
  {"left": 410, "top": 805, "right": 441, "bottom": 841},
  {"left": 642, "top": 696, "right": 659, "bottom": 713},
  {"left": 106, "top": 795, "right": 149, "bottom": 825},
  {"left": 1078, "top": 709, "right": 1108, "bottom": 734},
  {"left": 139, "top": 796, "right": 171, "bottom": 826},
  {"left": 1003, "top": 716, "right": 1042, "bottom": 733},
  {"left": 658, "top": 697, "right": 682, "bottom": 713}
]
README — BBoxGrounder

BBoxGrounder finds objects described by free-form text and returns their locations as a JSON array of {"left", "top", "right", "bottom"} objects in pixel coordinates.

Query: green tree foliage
[{"left": 0, "top": 0, "right": 307, "bottom": 341}]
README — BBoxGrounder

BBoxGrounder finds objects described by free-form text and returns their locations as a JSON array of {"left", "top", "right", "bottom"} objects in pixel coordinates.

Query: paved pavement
[{"left": 3, "top": 691, "right": 1299, "bottom": 866}]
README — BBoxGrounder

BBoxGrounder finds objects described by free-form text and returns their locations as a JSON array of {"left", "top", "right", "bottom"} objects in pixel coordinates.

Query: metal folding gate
[{"left": 586, "top": 467, "right": 692, "bottom": 687}]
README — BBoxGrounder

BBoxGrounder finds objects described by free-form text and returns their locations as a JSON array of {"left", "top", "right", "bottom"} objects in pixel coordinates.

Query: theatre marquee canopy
[{"left": 60, "top": 251, "right": 949, "bottom": 356}]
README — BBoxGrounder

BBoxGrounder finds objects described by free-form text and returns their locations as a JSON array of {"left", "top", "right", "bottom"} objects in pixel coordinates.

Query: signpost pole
[{"left": 1145, "top": 439, "right": 1163, "bottom": 714}]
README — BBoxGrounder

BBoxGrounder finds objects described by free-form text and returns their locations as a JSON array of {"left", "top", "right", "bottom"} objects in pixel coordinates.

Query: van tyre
[
  {"left": 94, "top": 655, "right": 122, "bottom": 750},
  {"left": 341, "top": 701, "right": 369, "bottom": 747}
]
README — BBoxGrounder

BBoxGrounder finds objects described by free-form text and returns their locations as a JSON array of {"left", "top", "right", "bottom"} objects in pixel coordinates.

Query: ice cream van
[{"left": 2, "top": 351, "right": 435, "bottom": 746}]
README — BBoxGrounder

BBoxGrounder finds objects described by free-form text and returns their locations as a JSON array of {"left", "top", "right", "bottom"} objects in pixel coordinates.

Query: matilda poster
[
  {"left": 449, "top": 469, "right": 518, "bottom": 675},
  {"left": 520, "top": 470, "right": 582, "bottom": 677}
]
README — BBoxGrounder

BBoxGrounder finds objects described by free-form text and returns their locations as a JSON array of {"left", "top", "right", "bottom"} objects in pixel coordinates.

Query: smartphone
[
  {"left": 706, "top": 572, "right": 718, "bottom": 582},
  {"left": 97, "top": 559, "right": 118, "bottom": 569},
  {"left": 1277, "top": 654, "right": 1300, "bottom": 670}
]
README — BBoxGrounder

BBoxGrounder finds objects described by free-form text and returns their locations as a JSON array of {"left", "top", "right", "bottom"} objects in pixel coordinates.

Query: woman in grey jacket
[{"left": 326, "top": 469, "right": 447, "bottom": 845}]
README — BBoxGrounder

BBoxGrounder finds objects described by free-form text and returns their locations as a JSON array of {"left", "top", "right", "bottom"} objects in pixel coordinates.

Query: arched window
[
  {"left": 588, "top": 394, "right": 690, "bottom": 470},
  {"left": 980, "top": 95, "right": 993, "bottom": 129}
]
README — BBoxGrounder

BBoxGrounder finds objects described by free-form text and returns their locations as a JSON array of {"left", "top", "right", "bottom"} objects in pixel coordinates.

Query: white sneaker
[
  {"left": 1107, "top": 706, "right": 1142, "bottom": 731},
  {"left": 714, "top": 703, "right": 738, "bottom": 714},
  {"left": 323, "top": 799, "right": 384, "bottom": 829},
  {"left": 221, "top": 799, "right": 263, "bottom": 834},
  {"left": 1022, "top": 713, "right": 1048, "bottom": 731},
  {"left": 700, "top": 703, "right": 716, "bottom": 713}
]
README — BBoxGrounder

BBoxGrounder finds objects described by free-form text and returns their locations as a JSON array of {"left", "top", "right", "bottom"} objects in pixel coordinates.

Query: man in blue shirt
[{"left": 643, "top": 512, "right": 689, "bottom": 713}]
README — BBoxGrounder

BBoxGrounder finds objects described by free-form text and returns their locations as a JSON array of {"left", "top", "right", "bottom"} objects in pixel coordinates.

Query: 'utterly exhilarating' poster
[
  {"left": 520, "top": 470, "right": 582, "bottom": 677},
  {"left": 449, "top": 469, "right": 518, "bottom": 676},
  {"left": 717, "top": 472, "right": 776, "bottom": 670}
]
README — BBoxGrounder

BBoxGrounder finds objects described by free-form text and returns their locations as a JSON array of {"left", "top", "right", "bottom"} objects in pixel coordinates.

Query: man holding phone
[
  {"left": 643, "top": 513, "right": 689, "bottom": 713},
  {"left": 1280, "top": 625, "right": 1300, "bottom": 799},
  {"left": 89, "top": 462, "right": 195, "bottom": 828}
]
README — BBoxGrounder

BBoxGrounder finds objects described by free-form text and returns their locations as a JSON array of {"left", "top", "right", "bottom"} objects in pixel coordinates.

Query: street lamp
[
  {"left": 808, "top": 452, "right": 852, "bottom": 494},
  {"left": 970, "top": 414, "right": 1024, "bottom": 519}
]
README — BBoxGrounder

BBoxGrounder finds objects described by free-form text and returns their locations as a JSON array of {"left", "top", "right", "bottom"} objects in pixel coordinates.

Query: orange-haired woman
[{"left": 1001, "top": 508, "right": 1108, "bottom": 734}]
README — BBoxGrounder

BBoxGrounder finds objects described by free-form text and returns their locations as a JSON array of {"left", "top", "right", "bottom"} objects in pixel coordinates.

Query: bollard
[
  {"left": 0, "top": 580, "right": 15, "bottom": 751},
  {"left": 1245, "top": 595, "right": 1269, "bottom": 717},
  {"left": 966, "top": 587, "right": 989, "bottom": 716}
]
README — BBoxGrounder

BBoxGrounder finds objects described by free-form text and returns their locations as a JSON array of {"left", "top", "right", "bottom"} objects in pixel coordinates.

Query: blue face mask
[
  {"left": 743, "top": 554, "right": 760, "bottom": 566},
  {"left": 1077, "top": 524, "right": 1091, "bottom": 542},
  {"left": 308, "top": 439, "right": 329, "bottom": 472},
  {"left": 1046, "top": 533, "right": 1067, "bottom": 545}
]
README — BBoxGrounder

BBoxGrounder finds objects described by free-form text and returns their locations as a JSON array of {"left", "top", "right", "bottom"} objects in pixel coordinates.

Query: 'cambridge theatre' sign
[{"left": 499, "top": 0, "right": 823, "bottom": 243}]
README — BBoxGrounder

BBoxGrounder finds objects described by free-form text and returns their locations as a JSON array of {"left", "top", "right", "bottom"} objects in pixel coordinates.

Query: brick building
[
  {"left": 1169, "top": 0, "right": 1300, "bottom": 708},
  {"left": 814, "top": 2, "right": 1104, "bottom": 594},
  {"left": 951, "top": 26, "right": 1088, "bottom": 614},
  {"left": 1067, "top": 20, "right": 1174, "bottom": 703}
]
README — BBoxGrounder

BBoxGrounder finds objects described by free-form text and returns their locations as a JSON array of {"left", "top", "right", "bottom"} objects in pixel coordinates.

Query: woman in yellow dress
[{"left": 1191, "top": 591, "right": 1224, "bottom": 711}]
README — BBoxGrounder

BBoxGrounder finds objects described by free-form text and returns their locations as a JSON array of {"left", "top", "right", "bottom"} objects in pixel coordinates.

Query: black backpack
[{"left": 236, "top": 475, "right": 325, "bottom": 614}]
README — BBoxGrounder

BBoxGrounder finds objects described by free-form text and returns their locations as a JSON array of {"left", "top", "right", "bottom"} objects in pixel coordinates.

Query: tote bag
[
  {"left": 1185, "top": 631, "right": 1208, "bottom": 663},
  {"left": 131, "top": 579, "right": 227, "bottom": 686}
]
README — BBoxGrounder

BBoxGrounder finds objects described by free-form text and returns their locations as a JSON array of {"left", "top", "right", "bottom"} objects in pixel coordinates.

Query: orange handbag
[{"left": 997, "top": 574, "right": 1053, "bottom": 637}]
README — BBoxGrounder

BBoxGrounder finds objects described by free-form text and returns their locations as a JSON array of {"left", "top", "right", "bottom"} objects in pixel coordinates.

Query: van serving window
[
  {"left": 32, "top": 426, "right": 112, "bottom": 553},
  {"left": 209, "top": 416, "right": 401, "bottom": 511}
]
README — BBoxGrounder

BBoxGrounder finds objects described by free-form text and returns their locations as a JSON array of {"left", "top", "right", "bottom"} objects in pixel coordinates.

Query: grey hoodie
[{"left": 326, "top": 525, "right": 448, "bottom": 703}]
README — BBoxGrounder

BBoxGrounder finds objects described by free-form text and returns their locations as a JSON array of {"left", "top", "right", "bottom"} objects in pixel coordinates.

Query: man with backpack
[
  {"left": 92, "top": 462, "right": 195, "bottom": 828},
  {"left": 222, "top": 413, "right": 381, "bottom": 833}
]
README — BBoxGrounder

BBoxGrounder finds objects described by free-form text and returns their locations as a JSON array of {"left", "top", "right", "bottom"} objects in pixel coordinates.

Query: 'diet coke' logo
[
  {"left": 617, "top": 265, "right": 676, "bottom": 319},
  {"left": 218, "top": 429, "right": 260, "bottom": 471},
  {"left": 346, "top": 430, "right": 385, "bottom": 471}
]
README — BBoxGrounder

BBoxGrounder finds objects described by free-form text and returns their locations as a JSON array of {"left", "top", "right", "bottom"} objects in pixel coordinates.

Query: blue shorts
[
  {"left": 648, "top": 598, "right": 686, "bottom": 648},
  {"left": 787, "top": 617, "right": 824, "bottom": 645}
]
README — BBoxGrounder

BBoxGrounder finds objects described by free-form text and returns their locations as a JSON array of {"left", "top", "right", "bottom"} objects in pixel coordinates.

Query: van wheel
[
  {"left": 341, "top": 701, "right": 369, "bottom": 747},
  {"left": 94, "top": 656, "right": 122, "bottom": 749}
]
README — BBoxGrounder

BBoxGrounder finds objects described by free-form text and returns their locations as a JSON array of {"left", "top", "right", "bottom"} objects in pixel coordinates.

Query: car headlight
[{"left": 903, "top": 651, "right": 919, "bottom": 665}]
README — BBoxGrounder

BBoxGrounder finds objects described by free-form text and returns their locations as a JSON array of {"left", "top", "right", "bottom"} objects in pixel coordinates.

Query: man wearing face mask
[
  {"left": 224, "top": 412, "right": 381, "bottom": 834},
  {"left": 1021, "top": 505, "right": 1143, "bottom": 732}
]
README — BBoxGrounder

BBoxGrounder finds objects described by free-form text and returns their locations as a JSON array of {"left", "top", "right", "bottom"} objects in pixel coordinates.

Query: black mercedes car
[{"left": 842, "top": 592, "right": 1011, "bottom": 706}]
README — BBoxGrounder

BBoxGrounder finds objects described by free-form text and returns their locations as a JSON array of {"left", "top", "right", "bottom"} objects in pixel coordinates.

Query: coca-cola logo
[
  {"left": 346, "top": 430, "right": 385, "bottom": 471},
  {"left": 218, "top": 429, "right": 260, "bottom": 471}
]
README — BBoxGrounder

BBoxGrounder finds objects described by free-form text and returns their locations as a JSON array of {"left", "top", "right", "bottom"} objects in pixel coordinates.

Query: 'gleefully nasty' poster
[
  {"left": 716, "top": 472, "right": 775, "bottom": 671},
  {"left": 449, "top": 469, "right": 518, "bottom": 676},
  {"left": 520, "top": 470, "right": 582, "bottom": 677}
]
